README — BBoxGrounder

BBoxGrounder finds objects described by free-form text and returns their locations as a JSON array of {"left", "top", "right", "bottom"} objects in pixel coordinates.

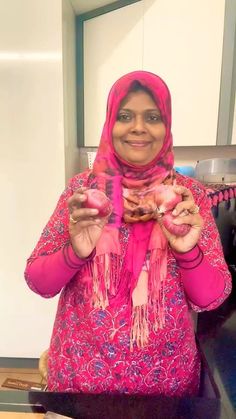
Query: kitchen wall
[
  {"left": 62, "top": 0, "right": 78, "bottom": 181},
  {"left": 0, "top": 0, "right": 69, "bottom": 358},
  {"left": 232, "top": 97, "right": 236, "bottom": 145}
]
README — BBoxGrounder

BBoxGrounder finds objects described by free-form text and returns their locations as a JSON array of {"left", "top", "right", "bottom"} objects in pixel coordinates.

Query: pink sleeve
[
  {"left": 172, "top": 245, "right": 225, "bottom": 307},
  {"left": 171, "top": 177, "right": 232, "bottom": 312},
  {"left": 24, "top": 172, "right": 92, "bottom": 298},
  {"left": 25, "top": 244, "right": 94, "bottom": 298}
]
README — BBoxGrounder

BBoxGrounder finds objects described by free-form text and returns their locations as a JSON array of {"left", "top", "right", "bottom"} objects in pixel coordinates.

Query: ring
[
  {"left": 69, "top": 215, "right": 78, "bottom": 224},
  {"left": 154, "top": 206, "right": 163, "bottom": 218},
  {"left": 190, "top": 205, "right": 200, "bottom": 214}
]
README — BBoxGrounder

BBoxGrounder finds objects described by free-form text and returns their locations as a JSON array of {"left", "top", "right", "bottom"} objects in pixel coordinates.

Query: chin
[{"left": 127, "top": 158, "right": 151, "bottom": 166}]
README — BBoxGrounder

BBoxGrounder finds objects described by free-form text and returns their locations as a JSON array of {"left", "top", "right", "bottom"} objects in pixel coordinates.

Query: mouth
[{"left": 123, "top": 140, "right": 151, "bottom": 148}]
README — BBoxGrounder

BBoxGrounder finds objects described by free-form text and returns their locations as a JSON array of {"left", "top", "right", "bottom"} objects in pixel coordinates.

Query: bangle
[
  {"left": 63, "top": 242, "right": 79, "bottom": 268},
  {"left": 63, "top": 242, "right": 95, "bottom": 268},
  {"left": 178, "top": 249, "right": 204, "bottom": 270},
  {"left": 174, "top": 246, "right": 201, "bottom": 263}
]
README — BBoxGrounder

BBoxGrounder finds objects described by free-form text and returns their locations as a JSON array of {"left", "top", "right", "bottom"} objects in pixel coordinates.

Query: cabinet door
[
  {"left": 143, "top": 0, "right": 225, "bottom": 146},
  {"left": 232, "top": 103, "right": 236, "bottom": 144},
  {"left": 84, "top": 2, "right": 143, "bottom": 147}
]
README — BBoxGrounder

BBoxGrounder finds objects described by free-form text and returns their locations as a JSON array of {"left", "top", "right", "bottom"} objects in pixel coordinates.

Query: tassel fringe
[
  {"left": 90, "top": 247, "right": 166, "bottom": 349},
  {"left": 130, "top": 304, "right": 149, "bottom": 351}
]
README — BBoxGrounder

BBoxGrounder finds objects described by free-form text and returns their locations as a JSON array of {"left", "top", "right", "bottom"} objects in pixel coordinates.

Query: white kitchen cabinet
[
  {"left": 83, "top": 1, "right": 143, "bottom": 147},
  {"left": 83, "top": 0, "right": 227, "bottom": 147},
  {"left": 143, "top": 0, "right": 225, "bottom": 146}
]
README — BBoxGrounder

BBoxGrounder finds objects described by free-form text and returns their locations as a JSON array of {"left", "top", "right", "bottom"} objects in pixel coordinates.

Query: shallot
[
  {"left": 154, "top": 185, "right": 191, "bottom": 237},
  {"left": 162, "top": 212, "right": 191, "bottom": 237},
  {"left": 82, "top": 189, "right": 112, "bottom": 217}
]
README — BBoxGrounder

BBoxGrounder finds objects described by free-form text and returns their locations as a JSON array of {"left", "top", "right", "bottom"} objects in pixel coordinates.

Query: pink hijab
[{"left": 86, "top": 71, "right": 175, "bottom": 349}]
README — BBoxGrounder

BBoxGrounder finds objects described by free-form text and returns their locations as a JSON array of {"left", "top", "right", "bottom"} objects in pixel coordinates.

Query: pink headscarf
[
  {"left": 90, "top": 70, "right": 174, "bottom": 225},
  {"left": 86, "top": 71, "right": 175, "bottom": 349}
]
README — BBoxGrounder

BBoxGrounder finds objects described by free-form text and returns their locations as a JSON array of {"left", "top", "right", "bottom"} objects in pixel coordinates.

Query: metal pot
[{"left": 195, "top": 158, "right": 236, "bottom": 183}]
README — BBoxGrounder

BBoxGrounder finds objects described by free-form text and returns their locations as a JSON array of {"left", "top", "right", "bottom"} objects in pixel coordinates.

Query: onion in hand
[
  {"left": 155, "top": 185, "right": 191, "bottom": 237},
  {"left": 162, "top": 212, "right": 191, "bottom": 237},
  {"left": 154, "top": 185, "right": 182, "bottom": 213},
  {"left": 82, "top": 189, "right": 113, "bottom": 217}
]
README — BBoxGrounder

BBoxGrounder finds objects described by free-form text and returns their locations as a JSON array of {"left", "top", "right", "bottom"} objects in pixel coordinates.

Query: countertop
[
  {"left": 0, "top": 414, "right": 43, "bottom": 418},
  {"left": 0, "top": 389, "right": 224, "bottom": 419}
]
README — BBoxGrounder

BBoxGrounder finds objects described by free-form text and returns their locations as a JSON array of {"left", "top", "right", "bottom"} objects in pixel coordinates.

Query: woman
[{"left": 25, "top": 71, "right": 231, "bottom": 396}]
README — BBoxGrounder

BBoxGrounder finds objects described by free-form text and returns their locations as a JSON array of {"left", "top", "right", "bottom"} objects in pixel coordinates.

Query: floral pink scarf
[{"left": 86, "top": 71, "right": 175, "bottom": 349}]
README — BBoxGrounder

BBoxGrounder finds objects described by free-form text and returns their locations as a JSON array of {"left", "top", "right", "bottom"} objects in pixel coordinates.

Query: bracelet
[
  {"left": 63, "top": 242, "right": 95, "bottom": 268},
  {"left": 62, "top": 242, "right": 80, "bottom": 268},
  {"left": 173, "top": 245, "right": 201, "bottom": 263},
  {"left": 178, "top": 249, "right": 204, "bottom": 270}
]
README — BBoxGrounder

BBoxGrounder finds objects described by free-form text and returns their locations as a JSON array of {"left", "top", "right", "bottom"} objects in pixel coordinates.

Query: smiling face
[{"left": 112, "top": 90, "right": 166, "bottom": 166}]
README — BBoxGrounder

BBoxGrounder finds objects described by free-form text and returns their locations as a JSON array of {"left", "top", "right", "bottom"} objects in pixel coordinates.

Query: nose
[{"left": 131, "top": 116, "right": 146, "bottom": 134}]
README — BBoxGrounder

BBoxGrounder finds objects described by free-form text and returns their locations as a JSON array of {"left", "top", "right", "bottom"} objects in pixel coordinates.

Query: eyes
[{"left": 117, "top": 110, "right": 163, "bottom": 124}]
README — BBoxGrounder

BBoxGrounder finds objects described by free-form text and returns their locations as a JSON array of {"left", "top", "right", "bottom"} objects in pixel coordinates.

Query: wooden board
[{"left": 0, "top": 413, "right": 44, "bottom": 418}]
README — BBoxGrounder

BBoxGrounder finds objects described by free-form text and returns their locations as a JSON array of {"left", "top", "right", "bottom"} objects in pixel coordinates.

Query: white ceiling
[{"left": 70, "top": 0, "right": 118, "bottom": 15}]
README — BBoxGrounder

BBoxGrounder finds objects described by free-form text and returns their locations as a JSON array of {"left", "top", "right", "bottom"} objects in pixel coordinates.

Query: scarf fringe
[
  {"left": 149, "top": 249, "right": 167, "bottom": 332},
  {"left": 91, "top": 253, "right": 121, "bottom": 309},
  {"left": 90, "top": 247, "right": 166, "bottom": 349},
  {"left": 92, "top": 254, "right": 109, "bottom": 309},
  {"left": 130, "top": 304, "right": 149, "bottom": 351}
]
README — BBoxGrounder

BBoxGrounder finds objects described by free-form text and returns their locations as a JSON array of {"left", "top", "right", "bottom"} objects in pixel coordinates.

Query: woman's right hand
[{"left": 68, "top": 188, "right": 108, "bottom": 259}]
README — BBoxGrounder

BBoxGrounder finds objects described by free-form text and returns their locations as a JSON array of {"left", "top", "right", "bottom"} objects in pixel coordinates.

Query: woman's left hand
[{"left": 157, "top": 185, "right": 204, "bottom": 253}]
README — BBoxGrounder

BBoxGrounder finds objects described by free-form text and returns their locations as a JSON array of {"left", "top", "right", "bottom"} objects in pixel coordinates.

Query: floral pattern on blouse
[{"left": 26, "top": 172, "right": 232, "bottom": 395}]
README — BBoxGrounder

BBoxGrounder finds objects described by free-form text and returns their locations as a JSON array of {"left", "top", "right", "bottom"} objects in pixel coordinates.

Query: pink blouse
[{"left": 25, "top": 172, "right": 232, "bottom": 396}]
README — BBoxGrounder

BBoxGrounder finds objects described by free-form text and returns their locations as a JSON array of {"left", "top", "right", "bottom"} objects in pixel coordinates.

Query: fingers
[
  {"left": 172, "top": 186, "right": 200, "bottom": 217},
  {"left": 170, "top": 193, "right": 203, "bottom": 227},
  {"left": 69, "top": 214, "right": 78, "bottom": 224},
  {"left": 157, "top": 186, "right": 204, "bottom": 252},
  {"left": 171, "top": 212, "right": 203, "bottom": 228},
  {"left": 189, "top": 205, "right": 200, "bottom": 214},
  {"left": 172, "top": 201, "right": 200, "bottom": 217},
  {"left": 70, "top": 218, "right": 101, "bottom": 228},
  {"left": 157, "top": 212, "right": 203, "bottom": 255},
  {"left": 69, "top": 207, "right": 98, "bottom": 222},
  {"left": 68, "top": 189, "right": 87, "bottom": 212},
  {"left": 69, "top": 212, "right": 108, "bottom": 232},
  {"left": 173, "top": 185, "right": 194, "bottom": 202},
  {"left": 68, "top": 189, "right": 100, "bottom": 225}
]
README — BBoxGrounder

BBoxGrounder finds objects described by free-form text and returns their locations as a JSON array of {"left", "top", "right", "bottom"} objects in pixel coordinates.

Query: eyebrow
[{"left": 119, "top": 108, "right": 161, "bottom": 113}]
